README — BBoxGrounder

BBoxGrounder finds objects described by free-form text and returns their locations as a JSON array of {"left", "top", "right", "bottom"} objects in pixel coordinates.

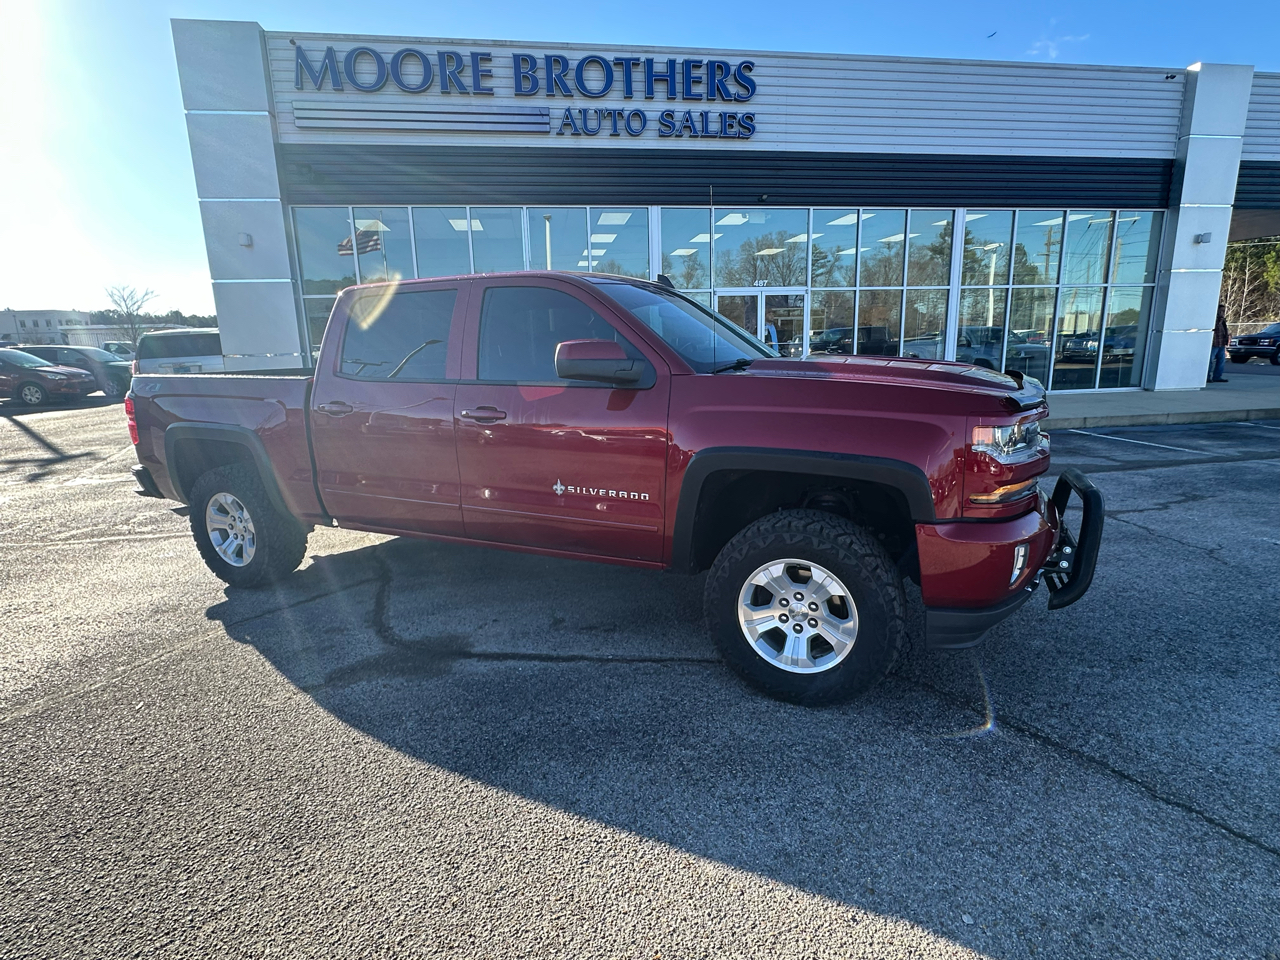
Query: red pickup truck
[{"left": 127, "top": 272, "right": 1101, "bottom": 704}]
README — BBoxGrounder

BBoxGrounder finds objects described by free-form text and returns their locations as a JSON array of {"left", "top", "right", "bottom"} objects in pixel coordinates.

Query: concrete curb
[{"left": 1043, "top": 407, "right": 1280, "bottom": 430}]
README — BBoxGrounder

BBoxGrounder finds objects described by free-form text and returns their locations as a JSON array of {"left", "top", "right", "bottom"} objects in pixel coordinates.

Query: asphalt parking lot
[{"left": 1, "top": 402, "right": 1278, "bottom": 958}]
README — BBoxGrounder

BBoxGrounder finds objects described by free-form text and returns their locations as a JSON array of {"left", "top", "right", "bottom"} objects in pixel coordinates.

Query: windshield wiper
[{"left": 711, "top": 357, "right": 756, "bottom": 374}]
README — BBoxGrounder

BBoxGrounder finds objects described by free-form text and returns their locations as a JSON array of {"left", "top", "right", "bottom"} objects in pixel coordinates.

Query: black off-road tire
[
  {"left": 189, "top": 464, "right": 308, "bottom": 588},
  {"left": 704, "top": 509, "right": 906, "bottom": 706}
]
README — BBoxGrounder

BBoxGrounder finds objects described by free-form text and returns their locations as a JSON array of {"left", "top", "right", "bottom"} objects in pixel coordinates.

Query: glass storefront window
[
  {"left": 765, "top": 294, "right": 805, "bottom": 355},
  {"left": 857, "top": 289, "right": 902, "bottom": 355},
  {"left": 903, "top": 289, "right": 948, "bottom": 359},
  {"left": 1007, "top": 287, "right": 1055, "bottom": 384},
  {"left": 1013, "top": 211, "right": 1064, "bottom": 285},
  {"left": 303, "top": 298, "right": 335, "bottom": 358},
  {"left": 589, "top": 207, "right": 649, "bottom": 278},
  {"left": 809, "top": 290, "right": 856, "bottom": 355},
  {"left": 716, "top": 294, "right": 758, "bottom": 336},
  {"left": 661, "top": 208, "right": 711, "bottom": 289},
  {"left": 470, "top": 207, "right": 526, "bottom": 273},
  {"left": 1052, "top": 286, "right": 1105, "bottom": 390},
  {"left": 353, "top": 206, "right": 414, "bottom": 284},
  {"left": 958, "top": 287, "right": 1008, "bottom": 369},
  {"left": 961, "top": 210, "right": 1013, "bottom": 286},
  {"left": 294, "top": 207, "right": 357, "bottom": 295},
  {"left": 859, "top": 211, "right": 907, "bottom": 287},
  {"left": 811, "top": 210, "right": 860, "bottom": 288},
  {"left": 1062, "top": 211, "right": 1114, "bottom": 285},
  {"left": 712, "top": 208, "right": 809, "bottom": 287},
  {"left": 906, "top": 210, "right": 953, "bottom": 287},
  {"left": 528, "top": 207, "right": 588, "bottom": 272},
  {"left": 1098, "top": 287, "right": 1154, "bottom": 388},
  {"left": 412, "top": 207, "right": 472, "bottom": 278},
  {"left": 1111, "top": 211, "right": 1164, "bottom": 284}
]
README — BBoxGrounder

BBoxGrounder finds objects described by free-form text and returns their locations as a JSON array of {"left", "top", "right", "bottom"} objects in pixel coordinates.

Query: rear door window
[
  {"left": 137, "top": 333, "right": 222, "bottom": 360},
  {"left": 340, "top": 288, "right": 458, "bottom": 380}
]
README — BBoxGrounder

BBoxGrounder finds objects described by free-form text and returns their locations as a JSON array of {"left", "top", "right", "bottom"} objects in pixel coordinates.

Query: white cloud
[{"left": 1025, "top": 34, "right": 1091, "bottom": 60}]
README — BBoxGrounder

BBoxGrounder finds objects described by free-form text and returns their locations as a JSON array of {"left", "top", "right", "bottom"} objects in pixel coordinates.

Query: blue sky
[{"left": 2, "top": 0, "right": 1276, "bottom": 314}]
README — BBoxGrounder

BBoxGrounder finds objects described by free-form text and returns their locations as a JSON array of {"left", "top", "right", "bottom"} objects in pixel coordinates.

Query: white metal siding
[
  {"left": 1242, "top": 72, "right": 1280, "bottom": 161},
  {"left": 265, "top": 33, "right": 1186, "bottom": 158}
]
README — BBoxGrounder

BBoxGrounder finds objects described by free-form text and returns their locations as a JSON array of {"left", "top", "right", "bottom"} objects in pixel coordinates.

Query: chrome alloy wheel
[
  {"left": 20, "top": 384, "right": 44, "bottom": 405},
  {"left": 205, "top": 492, "right": 257, "bottom": 567},
  {"left": 737, "top": 559, "right": 860, "bottom": 674}
]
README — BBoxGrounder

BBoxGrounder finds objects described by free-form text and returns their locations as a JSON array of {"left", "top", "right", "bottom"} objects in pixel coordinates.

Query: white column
[
  {"left": 1146, "top": 62, "right": 1254, "bottom": 390},
  {"left": 172, "top": 19, "right": 307, "bottom": 371}
]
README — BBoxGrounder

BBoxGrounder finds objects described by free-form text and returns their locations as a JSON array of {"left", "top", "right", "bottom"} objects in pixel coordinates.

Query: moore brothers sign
[{"left": 293, "top": 44, "right": 759, "bottom": 139}]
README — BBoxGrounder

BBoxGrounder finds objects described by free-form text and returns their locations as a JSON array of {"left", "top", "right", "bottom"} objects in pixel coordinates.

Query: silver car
[{"left": 134, "top": 329, "right": 224, "bottom": 375}]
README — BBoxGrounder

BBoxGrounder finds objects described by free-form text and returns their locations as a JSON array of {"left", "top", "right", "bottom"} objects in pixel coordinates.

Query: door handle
[
  {"left": 317, "top": 401, "right": 354, "bottom": 416},
  {"left": 460, "top": 406, "right": 507, "bottom": 423}
]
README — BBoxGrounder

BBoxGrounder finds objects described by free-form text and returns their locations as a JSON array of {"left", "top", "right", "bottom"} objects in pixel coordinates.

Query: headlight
[
  {"left": 43, "top": 372, "right": 66, "bottom": 380},
  {"left": 971, "top": 419, "right": 1048, "bottom": 465},
  {"left": 1261, "top": 339, "right": 1274, "bottom": 346},
  {"left": 1230, "top": 338, "right": 1239, "bottom": 345}
]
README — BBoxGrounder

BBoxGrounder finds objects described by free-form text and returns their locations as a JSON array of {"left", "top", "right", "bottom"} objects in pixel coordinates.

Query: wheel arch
[
  {"left": 670, "top": 447, "right": 936, "bottom": 574},
  {"left": 163, "top": 423, "right": 291, "bottom": 517}
]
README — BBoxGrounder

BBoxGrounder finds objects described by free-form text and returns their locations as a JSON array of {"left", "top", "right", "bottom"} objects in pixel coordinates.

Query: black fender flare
[
  {"left": 669, "top": 446, "right": 936, "bottom": 572},
  {"left": 163, "top": 423, "right": 292, "bottom": 517}
]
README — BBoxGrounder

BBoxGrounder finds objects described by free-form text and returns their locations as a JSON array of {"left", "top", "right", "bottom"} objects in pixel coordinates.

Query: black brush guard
[{"left": 1043, "top": 468, "right": 1104, "bottom": 610}]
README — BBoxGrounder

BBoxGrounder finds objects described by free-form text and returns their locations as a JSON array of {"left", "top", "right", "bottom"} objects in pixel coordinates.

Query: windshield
[
  {"left": 1261, "top": 322, "right": 1280, "bottom": 336},
  {"left": 0, "top": 348, "right": 56, "bottom": 369},
  {"left": 585, "top": 280, "right": 776, "bottom": 373},
  {"left": 137, "top": 332, "right": 222, "bottom": 360},
  {"left": 77, "top": 347, "right": 120, "bottom": 362}
]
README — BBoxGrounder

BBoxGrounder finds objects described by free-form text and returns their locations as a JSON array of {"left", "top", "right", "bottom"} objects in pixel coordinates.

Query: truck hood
[{"left": 740, "top": 356, "right": 1047, "bottom": 412}]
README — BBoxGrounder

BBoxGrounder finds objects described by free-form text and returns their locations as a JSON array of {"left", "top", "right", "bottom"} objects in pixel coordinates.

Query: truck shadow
[{"left": 201, "top": 534, "right": 1268, "bottom": 958}]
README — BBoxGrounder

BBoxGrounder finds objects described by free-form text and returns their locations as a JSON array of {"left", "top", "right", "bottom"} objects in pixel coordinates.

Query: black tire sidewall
[
  {"left": 705, "top": 512, "right": 904, "bottom": 706},
  {"left": 189, "top": 465, "right": 295, "bottom": 588}
]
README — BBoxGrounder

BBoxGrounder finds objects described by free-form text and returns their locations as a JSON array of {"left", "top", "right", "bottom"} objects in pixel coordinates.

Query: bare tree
[{"left": 105, "top": 285, "right": 157, "bottom": 346}]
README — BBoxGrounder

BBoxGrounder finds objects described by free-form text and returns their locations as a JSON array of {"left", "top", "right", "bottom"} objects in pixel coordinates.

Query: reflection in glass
[
  {"left": 1111, "top": 211, "right": 1164, "bottom": 284},
  {"left": 528, "top": 207, "right": 588, "bottom": 272},
  {"left": 1007, "top": 287, "right": 1055, "bottom": 384},
  {"left": 303, "top": 298, "right": 335, "bottom": 359},
  {"left": 589, "top": 208, "right": 649, "bottom": 278},
  {"left": 352, "top": 207, "right": 414, "bottom": 284},
  {"left": 903, "top": 289, "right": 948, "bottom": 359},
  {"left": 961, "top": 210, "right": 1013, "bottom": 286},
  {"left": 765, "top": 294, "right": 805, "bottom": 355},
  {"left": 809, "top": 290, "right": 856, "bottom": 355},
  {"left": 958, "top": 288, "right": 1008, "bottom": 369},
  {"left": 857, "top": 289, "right": 902, "bottom": 355},
  {"left": 1098, "top": 286, "right": 1153, "bottom": 388},
  {"left": 715, "top": 294, "right": 758, "bottom": 336},
  {"left": 1062, "top": 211, "right": 1114, "bottom": 285},
  {"left": 712, "top": 208, "right": 809, "bottom": 287},
  {"left": 906, "top": 210, "right": 953, "bottom": 286},
  {"left": 661, "top": 208, "right": 711, "bottom": 289},
  {"left": 1052, "top": 285, "right": 1105, "bottom": 390},
  {"left": 294, "top": 207, "right": 357, "bottom": 295},
  {"left": 1013, "top": 211, "right": 1063, "bottom": 285},
  {"left": 858, "top": 211, "right": 907, "bottom": 287},
  {"left": 470, "top": 207, "right": 526, "bottom": 272},
  {"left": 412, "top": 207, "right": 472, "bottom": 278},
  {"left": 811, "top": 210, "right": 859, "bottom": 288},
  {"left": 683, "top": 291, "right": 712, "bottom": 307}
]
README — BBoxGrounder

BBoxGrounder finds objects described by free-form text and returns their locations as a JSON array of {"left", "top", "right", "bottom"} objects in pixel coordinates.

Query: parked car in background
[
  {"left": 0, "top": 339, "right": 18, "bottom": 348},
  {"left": 0, "top": 348, "right": 97, "bottom": 406},
  {"left": 21, "top": 345, "right": 133, "bottom": 399},
  {"left": 101, "top": 341, "right": 136, "bottom": 361},
  {"left": 134, "top": 329, "right": 224, "bottom": 375},
  {"left": 1229, "top": 322, "right": 1280, "bottom": 365}
]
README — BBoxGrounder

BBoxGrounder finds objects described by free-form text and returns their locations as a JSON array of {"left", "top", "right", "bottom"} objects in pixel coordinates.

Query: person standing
[{"left": 1209, "top": 302, "right": 1230, "bottom": 383}]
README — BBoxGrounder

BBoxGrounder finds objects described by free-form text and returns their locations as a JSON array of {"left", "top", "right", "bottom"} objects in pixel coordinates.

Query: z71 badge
[{"left": 553, "top": 479, "right": 650, "bottom": 501}]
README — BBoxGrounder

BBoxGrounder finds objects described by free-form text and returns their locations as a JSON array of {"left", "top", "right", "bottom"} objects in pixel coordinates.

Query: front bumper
[{"left": 1228, "top": 346, "right": 1276, "bottom": 359}]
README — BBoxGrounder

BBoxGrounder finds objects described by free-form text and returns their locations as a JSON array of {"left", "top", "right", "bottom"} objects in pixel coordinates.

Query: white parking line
[
  {"left": 1067, "top": 429, "right": 1210, "bottom": 455},
  {"left": 1237, "top": 421, "right": 1280, "bottom": 432}
]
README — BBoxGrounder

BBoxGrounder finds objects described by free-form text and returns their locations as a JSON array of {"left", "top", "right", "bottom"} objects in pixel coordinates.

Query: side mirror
[{"left": 554, "top": 339, "right": 643, "bottom": 385}]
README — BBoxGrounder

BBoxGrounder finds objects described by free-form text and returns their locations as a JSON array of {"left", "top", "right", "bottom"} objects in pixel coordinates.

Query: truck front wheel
[
  {"left": 188, "top": 464, "right": 308, "bottom": 588},
  {"left": 704, "top": 510, "right": 906, "bottom": 706}
]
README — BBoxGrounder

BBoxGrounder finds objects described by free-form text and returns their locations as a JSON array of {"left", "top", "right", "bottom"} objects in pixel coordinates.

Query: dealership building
[{"left": 171, "top": 19, "right": 1280, "bottom": 392}]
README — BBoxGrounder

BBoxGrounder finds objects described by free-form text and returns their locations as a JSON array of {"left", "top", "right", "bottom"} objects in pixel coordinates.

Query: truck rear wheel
[
  {"left": 704, "top": 509, "right": 906, "bottom": 706},
  {"left": 188, "top": 464, "right": 307, "bottom": 588}
]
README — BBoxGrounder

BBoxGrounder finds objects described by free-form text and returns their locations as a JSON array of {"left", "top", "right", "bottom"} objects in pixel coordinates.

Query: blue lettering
[
  {"left": 389, "top": 48, "right": 433, "bottom": 92},
  {"left": 343, "top": 46, "right": 387, "bottom": 92},
  {"left": 721, "top": 112, "right": 738, "bottom": 137},
  {"left": 645, "top": 58, "right": 678, "bottom": 100},
  {"left": 580, "top": 108, "right": 603, "bottom": 135},
  {"left": 606, "top": 108, "right": 622, "bottom": 136},
  {"left": 733, "top": 61, "right": 756, "bottom": 101},
  {"left": 438, "top": 51, "right": 468, "bottom": 93},
  {"left": 513, "top": 54, "right": 539, "bottom": 96},
  {"left": 470, "top": 52, "right": 494, "bottom": 95},
  {"left": 556, "top": 108, "right": 581, "bottom": 135},
  {"left": 545, "top": 55, "right": 572, "bottom": 96},
  {"left": 613, "top": 58, "right": 640, "bottom": 98},
  {"left": 681, "top": 59, "right": 704, "bottom": 101},
  {"left": 625, "top": 109, "right": 648, "bottom": 136},
  {"left": 738, "top": 112, "right": 756, "bottom": 137},
  {"left": 657, "top": 110, "right": 677, "bottom": 137},
  {"left": 707, "top": 61, "right": 733, "bottom": 101},
  {"left": 677, "top": 110, "right": 698, "bottom": 137},
  {"left": 574, "top": 55, "right": 614, "bottom": 98},
  {"left": 295, "top": 45, "right": 342, "bottom": 91}
]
